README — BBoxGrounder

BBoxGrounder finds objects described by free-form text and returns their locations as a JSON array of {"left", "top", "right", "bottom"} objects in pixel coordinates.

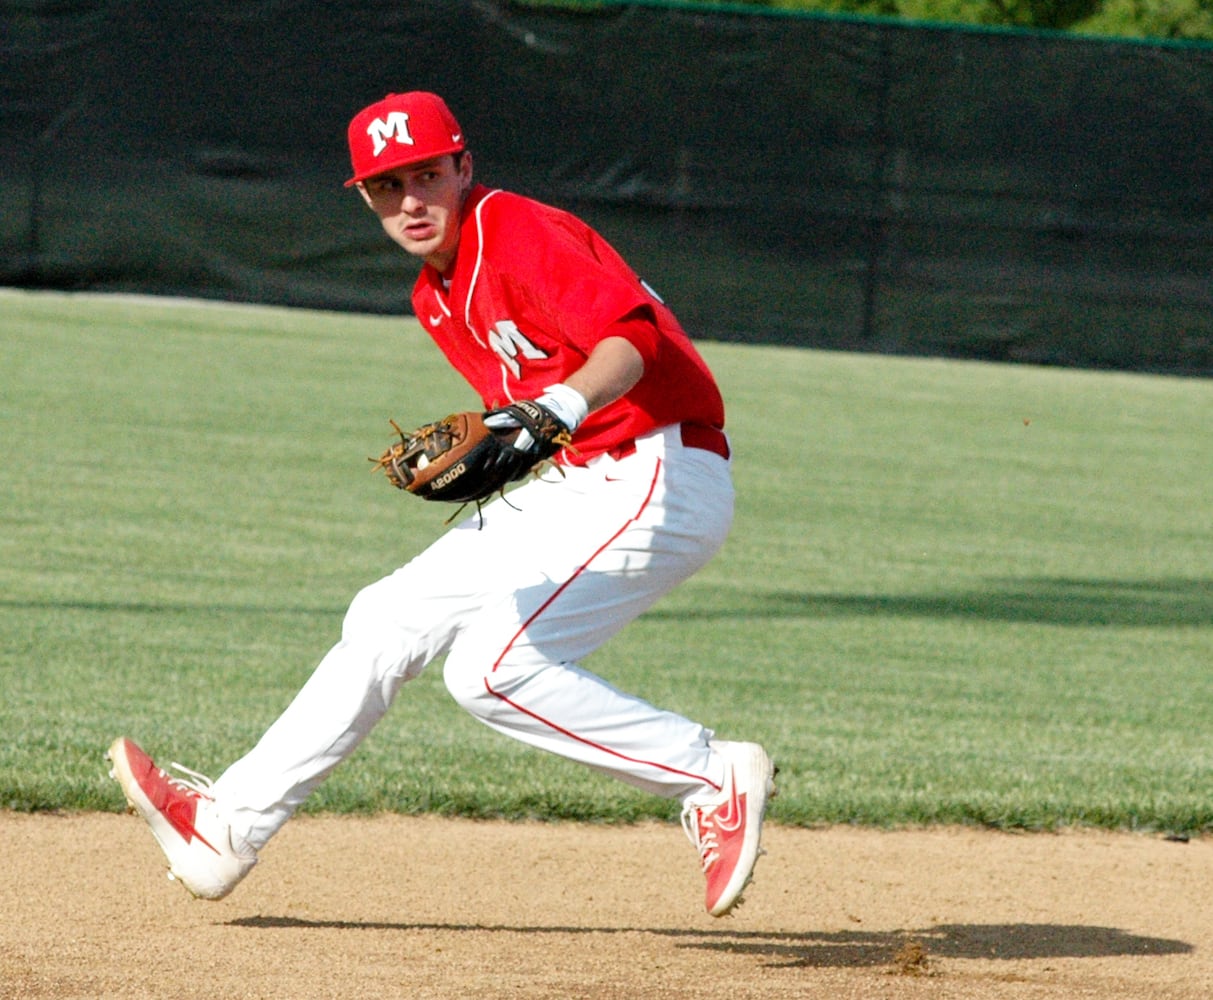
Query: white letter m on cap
[{"left": 367, "top": 112, "right": 414, "bottom": 156}]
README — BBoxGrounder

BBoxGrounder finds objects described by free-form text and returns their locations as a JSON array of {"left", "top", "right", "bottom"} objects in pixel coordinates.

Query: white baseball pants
[{"left": 213, "top": 425, "right": 733, "bottom": 850}]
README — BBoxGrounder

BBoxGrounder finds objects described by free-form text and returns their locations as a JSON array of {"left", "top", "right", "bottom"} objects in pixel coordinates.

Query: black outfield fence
[{"left": 3, "top": 1, "right": 1211, "bottom": 374}]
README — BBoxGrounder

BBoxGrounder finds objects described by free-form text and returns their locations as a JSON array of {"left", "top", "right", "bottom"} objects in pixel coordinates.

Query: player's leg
[
  {"left": 441, "top": 427, "right": 734, "bottom": 797},
  {"left": 210, "top": 522, "right": 509, "bottom": 846},
  {"left": 439, "top": 428, "right": 775, "bottom": 915},
  {"left": 108, "top": 517, "right": 507, "bottom": 896}
]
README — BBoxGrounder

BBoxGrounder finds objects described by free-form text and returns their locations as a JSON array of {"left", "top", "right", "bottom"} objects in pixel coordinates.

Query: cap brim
[{"left": 344, "top": 143, "right": 465, "bottom": 187}]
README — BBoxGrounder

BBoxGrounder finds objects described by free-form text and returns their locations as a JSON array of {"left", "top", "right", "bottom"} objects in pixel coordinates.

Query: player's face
[{"left": 357, "top": 153, "right": 472, "bottom": 272}]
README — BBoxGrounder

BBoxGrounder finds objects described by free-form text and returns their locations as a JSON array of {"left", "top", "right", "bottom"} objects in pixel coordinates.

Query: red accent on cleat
[
  {"left": 115, "top": 738, "right": 221, "bottom": 855},
  {"left": 682, "top": 741, "right": 775, "bottom": 917}
]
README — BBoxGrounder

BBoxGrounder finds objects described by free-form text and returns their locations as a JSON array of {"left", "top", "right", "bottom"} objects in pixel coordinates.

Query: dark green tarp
[{"left": 3, "top": 1, "right": 1211, "bottom": 374}]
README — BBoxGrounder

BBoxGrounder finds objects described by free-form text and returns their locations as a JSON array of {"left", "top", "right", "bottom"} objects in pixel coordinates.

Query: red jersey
[{"left": 411, "top": 185, "right": 725, "bottom": 463}]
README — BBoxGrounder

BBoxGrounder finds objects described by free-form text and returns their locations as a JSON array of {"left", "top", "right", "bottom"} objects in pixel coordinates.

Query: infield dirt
[{"left": 3, "top": 812, "right": 1209, "bottom": 999}]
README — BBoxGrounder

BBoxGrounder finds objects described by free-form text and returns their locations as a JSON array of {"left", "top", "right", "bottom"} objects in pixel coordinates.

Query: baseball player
[{"left": 109, "top": 91, "right": 775, "bottom": 918}]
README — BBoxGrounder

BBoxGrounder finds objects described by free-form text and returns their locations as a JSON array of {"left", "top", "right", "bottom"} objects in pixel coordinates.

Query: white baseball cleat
[
  {"left": 681, "top": 740, "right": 776, "bottom": 917},
  {"left": 106, "top": 736, "right": 257, "bottom": 900}
]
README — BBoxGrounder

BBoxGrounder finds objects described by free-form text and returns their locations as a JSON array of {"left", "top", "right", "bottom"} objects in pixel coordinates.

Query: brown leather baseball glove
[{"left": 371, "top": 402, "right": 573, "bottom": 504}]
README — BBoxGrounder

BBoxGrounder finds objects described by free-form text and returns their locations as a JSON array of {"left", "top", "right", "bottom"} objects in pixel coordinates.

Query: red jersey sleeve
[{"left": 479, "top": 194, "right": 661, "bottom": 365}]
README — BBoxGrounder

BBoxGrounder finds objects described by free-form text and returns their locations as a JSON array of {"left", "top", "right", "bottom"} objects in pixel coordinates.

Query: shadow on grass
[
  {"left": 0, "top": 598, "right": 340, "bottom": 617},
  {"left": 4, "top": 577, "right": 1210, "bottom": 629},
  {"left": 652, "top": 577, "right": 1213, "bottom": 628},
  {"left": 227, "top": 915, "right": 1190, "bottom": 967}
]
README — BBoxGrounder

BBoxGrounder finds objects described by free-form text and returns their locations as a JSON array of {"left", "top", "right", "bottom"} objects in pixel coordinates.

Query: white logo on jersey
[
  {"left": 488, "top": 320, "right": 548, "bottom": 379},
  {"left": 366, "top": 112, "right": 414, "bottom": 157}
]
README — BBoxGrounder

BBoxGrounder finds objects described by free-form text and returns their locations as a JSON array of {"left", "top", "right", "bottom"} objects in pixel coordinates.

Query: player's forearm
[
  {"left": 563, "top": 336, "right": 645, "bottom": 413},
  {"left": 532, "top": 337, "right": 645, "bottom": 435}
]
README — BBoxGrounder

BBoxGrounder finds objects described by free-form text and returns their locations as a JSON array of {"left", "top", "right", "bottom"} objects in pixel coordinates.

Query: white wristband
[{"left": 536, "top": 383, "right": 589, "bottom": 434}]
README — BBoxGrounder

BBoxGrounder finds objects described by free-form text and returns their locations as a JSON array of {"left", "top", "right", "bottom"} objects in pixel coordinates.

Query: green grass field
[{"left": 3, "top": 288, "right": 1211, "bottom": 833}]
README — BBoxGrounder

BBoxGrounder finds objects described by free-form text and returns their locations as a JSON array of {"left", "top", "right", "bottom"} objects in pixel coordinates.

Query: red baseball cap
[{"left": 345, "top": 92, "right": 466, "bottom": 187}]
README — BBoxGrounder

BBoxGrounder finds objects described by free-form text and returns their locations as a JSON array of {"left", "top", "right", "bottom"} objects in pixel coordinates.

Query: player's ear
[
  {"left": 457, "top": 151, "right": 473, "bottom": 191},
  {"left": 354, "top": 182, "right": 374, "bottom": 209}
]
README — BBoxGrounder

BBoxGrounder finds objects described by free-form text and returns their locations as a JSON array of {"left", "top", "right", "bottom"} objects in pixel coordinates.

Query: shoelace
[
  {"left": 165, "top": 761, "right": 217, "bottom": 799},
  {"left": 681, "top": 804, "right": 722, "bottom": 873}
]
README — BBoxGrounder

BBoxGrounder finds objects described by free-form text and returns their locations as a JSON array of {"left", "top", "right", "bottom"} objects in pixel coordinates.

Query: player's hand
[
  {"left": 483, "top": 399, "right": 574, "bottom": 462},
  {"left": 483, "top": 384, "right": 587, "bottom": 457}
]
